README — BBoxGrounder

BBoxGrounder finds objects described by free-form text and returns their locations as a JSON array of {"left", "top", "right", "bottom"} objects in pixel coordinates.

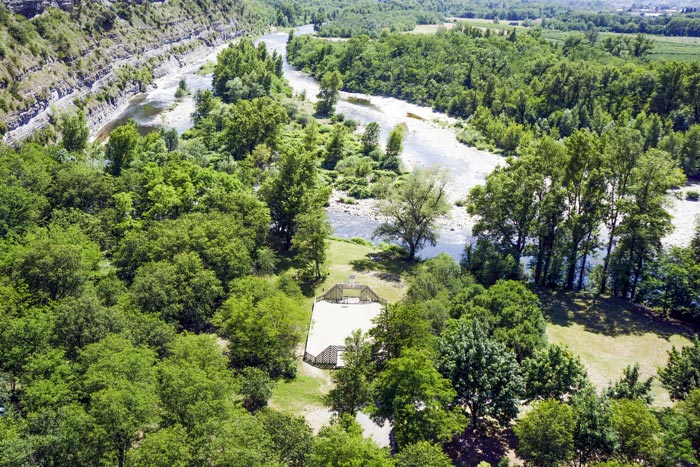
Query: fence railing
[{"left": 315, "top": 284, "right": 387, "bottom": 305}]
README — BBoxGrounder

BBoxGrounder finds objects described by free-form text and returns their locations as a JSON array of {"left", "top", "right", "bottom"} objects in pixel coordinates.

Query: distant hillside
[{"left": 0, "top": 0, "right": 272, "bottom": 144}]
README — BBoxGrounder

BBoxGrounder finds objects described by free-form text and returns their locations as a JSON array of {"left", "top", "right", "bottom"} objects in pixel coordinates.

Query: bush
[
  {"left": 686, "top": 190, "right": 700, "bottom": 201},
  {"left": 350, "top": 237, "right": 373, "bottom": 247}
]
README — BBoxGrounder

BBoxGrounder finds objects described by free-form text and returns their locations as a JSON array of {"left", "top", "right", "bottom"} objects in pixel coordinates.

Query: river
[
  {"left": 259, "top": 25, "right": 503, "bottom": 260},
  {"left": 97, "top": 25, "right": 700, "bottom": 260}
]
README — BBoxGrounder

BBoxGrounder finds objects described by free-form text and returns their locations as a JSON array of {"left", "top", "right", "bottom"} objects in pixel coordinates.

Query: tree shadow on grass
[
  {"left": 445, "top": 424, "right": 517, "bottom": 467},
  {"left": 349, "top": 248, "right": 416, "bottom": 283},
  {"left": 534, "top": 285, "right": 694, "bottom": 340}
]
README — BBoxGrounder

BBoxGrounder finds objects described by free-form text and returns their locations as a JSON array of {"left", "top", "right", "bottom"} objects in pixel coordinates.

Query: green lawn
[
  {"left": 316, "top": 239, "right": 414, "bottom": 304},
  {"left": 536, "top": 288, "right": 694, "bottom": 407},
  {"left": 270, "top": 364, "right": 329, "bottom": 414},
  {"left": 272, "top": 239, "right": 415, "bottom": 419}
]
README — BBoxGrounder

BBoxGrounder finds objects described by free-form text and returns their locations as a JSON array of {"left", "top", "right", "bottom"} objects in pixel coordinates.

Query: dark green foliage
[
  {"left": 78, "top": 334, "right": 159, "bottom": 467},
  {"left": 678, "top": 389, "right": 700, "bottom": 461},
  {"left": 261, "top": 144, "right": 328, "bottom": 249},
  {"left": 324, "top": 330, "right": 373, "bottom": 416},
  {"left": 259, "top": 409, "right": 314, "bottom": 467},
  {"left": 293, "top": 208, "right": 332, "bottom": 279},
  {"left": 657, "top": 406, "right": 699, "bottom": 466},
  {"left": 310, "top": 415, "right": 393, "bottom": 467},
  {"left": 394, "top": 441, "right": 453, "bottom": 467},
  {"left": 469, "top": 280, "right": 546, "bottom": 361},
  {"left": 571, "top": 387, "right": 618, "bottom": 465},
  {"left": 659, "top": 337, "right": 700, "bottom": 401},
  {"left": 467, "top": 124, "right": 683, "bottom": 298},
  {"left": 1, "top": 224, "right": 102, "bottom": 302},
  {"left": 106, "top": 120, "right": 140, "bottom": 176},
  {"left": 371, "top": 348, "right": 466, "bottom": 448},
  {"left": 221, "top": 96, "right": 288, "bottom": 158},
  {"left": 436, "top": 318, "right": 523, "bottom": 426},
  {"left": 515, "top": 399, "right": 577, "bottom": 467},
  {"left": 193, "top": 89, "right": 215, "bottom": 123},
  {"left": 113, "top": 211, "right": 267, "bottom": 285},
  {"left": 60, "top": 110, "right": 89, "bottom": 152},
  {"left": 0, "top": 144, "right": 54, "bottom": 237},
  {"left": 156, "top": 333, "right": 234, "bottom": 430},
  {"left": 315, "top": 70, "right": 342, "bottom": 117},
  {"left": 53, "top": 287, "right": 122, "bottom": 358},
  {"left": 639, "top": 244, "right": 700, "bottom": 321},
  {"left": 523, "top": 345, "right": 590, "bottom": 402},
  {"left": 125, "top": 425, "right": 191, "bottom": 467},
  {"left": 379, "top": 124, "right": 403, "bottom": 171},
  {"left": 370, "top": 302, "right": 433, "bottom": 367},
  {"left": 213, "top": 39, "right": 283, "bottom": 103},
  {"left": 213, "top": 276, "right": 306, "bottom": 378},
  {"left": 129, "top": 252, "right": 223, "bottom": 332},
  {"left": 362, "top": 121, "right": 380, "bottom": 156},
  {"left": 323, "top": 124, "right": 347, "bottom": 169},
  {"left": 610, "top": 399, "right": 661, "bottom": 463},
  {"left": 606, "top": 364, "right": 654, "bottom": 405},
  {"left": 239, "top": 367, "right": 273, "bottom": 412}
]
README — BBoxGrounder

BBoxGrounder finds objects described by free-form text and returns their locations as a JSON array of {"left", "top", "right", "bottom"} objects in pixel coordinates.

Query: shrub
[{"left": 350, "top": 237, "right": 373, "bottom": 247}]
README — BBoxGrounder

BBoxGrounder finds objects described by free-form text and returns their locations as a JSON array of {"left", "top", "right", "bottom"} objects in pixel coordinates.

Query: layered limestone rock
[
  {"left": 0, "top": 0, "right": 254, "bottom": 144},
  {"left": 2, "top": 0, "right": 71, "bottom": 17}
]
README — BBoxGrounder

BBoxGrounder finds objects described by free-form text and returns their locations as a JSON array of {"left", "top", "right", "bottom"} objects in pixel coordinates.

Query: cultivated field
[{"left": 412, "top": 18, "right": 700, "bottom": 61}]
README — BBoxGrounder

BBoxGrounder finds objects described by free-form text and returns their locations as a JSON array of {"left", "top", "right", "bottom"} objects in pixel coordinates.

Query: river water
[
  {"left": 259, "top": 25, "right": 503, "bottom": 259},
  {"left": 95, "top": 25, "right": 700, "bottom": 261}
]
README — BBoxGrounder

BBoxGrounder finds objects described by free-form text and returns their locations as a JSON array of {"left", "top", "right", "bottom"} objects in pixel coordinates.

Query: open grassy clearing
[
  {"left": 270, "top": 360, "right": 330, "bottom": 414},
  {"left": 536, "top": 287, "right": 695, "bottom": 407},
  {"left": 271, "top": 239, "right": 415, "bottom": 418},
  {"left": 317, "top": 239, "right": 413, "bottom": 304}
]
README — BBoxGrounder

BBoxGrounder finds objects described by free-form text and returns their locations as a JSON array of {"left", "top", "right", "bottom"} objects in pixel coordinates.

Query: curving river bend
[{"left": 98, "top": 25, "right": 700, "bottom": 260}]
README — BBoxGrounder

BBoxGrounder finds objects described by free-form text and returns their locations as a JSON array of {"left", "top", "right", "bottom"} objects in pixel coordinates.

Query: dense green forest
[
  {"left": 288, "top": 27, "right": 700, "bottom": 163},
  {"left": 267, "top": 0, "right": 700, "bottom": 38},
  {"left": 4, "top": 0, "right": 700, "bottom": 464}
]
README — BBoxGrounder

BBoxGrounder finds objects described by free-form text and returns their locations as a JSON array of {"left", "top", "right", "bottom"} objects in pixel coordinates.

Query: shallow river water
[
  {"left": 259, "top": 26, "right": 503, "bottom": 259},
  {"left": 98, "top": 26, "right": 700, "bottom": 259}
]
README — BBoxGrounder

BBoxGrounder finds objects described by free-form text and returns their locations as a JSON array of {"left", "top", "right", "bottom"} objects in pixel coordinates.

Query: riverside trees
[
  {"left": 288, "top": 29, "right": 700, "bottom": 180},
  {"left": 466, "top": 129, "right": 684, "bottom": 297},
  {"left": 315, "top": 70, "right": 343, "bottom": 116},
  {"left": 373, "top": 168, "right": 450, "bottom": 261}
]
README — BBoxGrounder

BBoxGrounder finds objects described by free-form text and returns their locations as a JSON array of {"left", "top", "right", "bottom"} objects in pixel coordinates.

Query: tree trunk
[
  {"left": 407, "top": 243, "right": 416, "bottom": 262},
  {"left": 599, "top": 219, "right": 618, "bottom": 294},
  {"left": 534, "top": 239, "right": 545, "bottom": 285},
  {"left": 577, "top": 230, "right": 594, "bottom": 290},
  {"left": 565, "top": 240, "right": 580, "bottom": 290},
  {"left": 284, "top": 230, "right": 292, "bottom": 251}
]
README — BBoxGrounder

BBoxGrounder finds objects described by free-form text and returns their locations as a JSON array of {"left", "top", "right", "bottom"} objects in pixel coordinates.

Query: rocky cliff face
[
  {"left": 2, "top": 0, "right": 71, "bottom": 17},
  {"left": 0, "top": 0, "right": 264, "bottom": 144}
]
